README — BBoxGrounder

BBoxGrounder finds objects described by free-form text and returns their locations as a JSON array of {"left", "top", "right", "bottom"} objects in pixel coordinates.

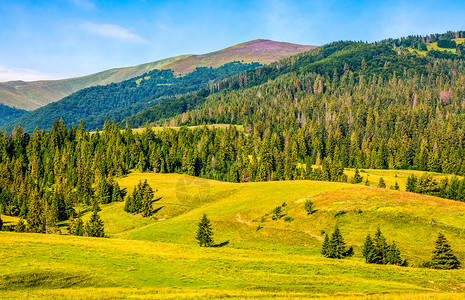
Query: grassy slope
[
  {"left": 0, "top": 56, "right": 189, "bottom": 111},
  {"left": 3, "top": 172, "right": 465, "bottom": 299},
  {"left": 408, "top": 38, "right": 465, "bottom": 56},
  {"left": 0, "top": 40, "right": 316, "bottom": 111}
]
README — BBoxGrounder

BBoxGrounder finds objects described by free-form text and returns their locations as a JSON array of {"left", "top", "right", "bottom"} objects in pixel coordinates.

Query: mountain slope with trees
[
  {"left": 5, "top": 61, "right": 260, "bottom": 132},
  {"left": 0, "top": 40, "right": 316, "bottom": 111}
]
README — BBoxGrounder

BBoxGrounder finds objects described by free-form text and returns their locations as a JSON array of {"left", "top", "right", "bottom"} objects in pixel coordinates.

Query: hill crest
[{"left": 0, "top": 40, "right": 316, "bottom": 111}]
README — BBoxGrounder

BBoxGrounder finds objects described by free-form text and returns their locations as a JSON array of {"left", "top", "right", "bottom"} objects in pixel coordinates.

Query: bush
[
  {"left": 283, "top": 216, "right": 293, "bottom": 222},
  {"left": 437, "top": 39, "right": 457, "bottom": 49}
]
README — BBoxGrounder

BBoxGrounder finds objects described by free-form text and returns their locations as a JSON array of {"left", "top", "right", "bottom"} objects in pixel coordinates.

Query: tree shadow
[
  {"left": 212, "top": 240, "right": 230, "bottom": 247},
  {"left": 152, "top": 206, "right": 164, "bottom": 215}
]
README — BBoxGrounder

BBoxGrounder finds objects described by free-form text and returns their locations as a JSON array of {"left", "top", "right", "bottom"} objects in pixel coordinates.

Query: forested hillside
[
  {"left": 0, "top": 104, "right": 27, "bottom": 126},
  {"left": 2, "top": 32, "right": 465, "bottom": 233},
  {"left": 6, "top": 62, "right": 260, "bottom": 132}
]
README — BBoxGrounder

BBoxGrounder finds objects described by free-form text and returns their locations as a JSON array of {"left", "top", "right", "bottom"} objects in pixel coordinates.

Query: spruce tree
[
  {"left": 15, "top": 219, "right": 26, "bottom": 232},
  {"left": 0, "top": 214, "right": 2, "bottom": 231},
  {"left": 85, "top": 210, "right": 105, "bottom": 237},
  {"left": 386, "top": 241, "right": 402, "bottom": 265},
  {"left": 140, "top": 180, "right": 154, "bottom": 217},
  {"left": 372, "top": 228, "right": 388, "bottom": 264},
  {"left": 74, "top": 213, "right": 84, "bottom": 236},
  {"left": 325, "top": 225, "right": 353, "bottom": 259},
  {"left": 378, "top": 177, "right": 386, "bottom": 188},
  {"left": 196, "top": 214, "right": 214, "bottom": 247},
  {"left": 321, "top": 233, "right": 330, "bottom": 256},
  {"left": 354, "top": 169, "right": 363, "bottom": 183},
  {"left": 406, "top": 174, "right": 416, "bottom": 192},
  {"left": 431, "top": 232, "right": 460, "bottom": 269},
  {"left": 362, "top": 234, "right": 375, "bottom": 263}
]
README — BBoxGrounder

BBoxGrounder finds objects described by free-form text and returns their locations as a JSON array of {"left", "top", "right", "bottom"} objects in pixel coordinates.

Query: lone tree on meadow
[
  {"left": 304, "top": 199, "right": 314, "bottom": 215},
  {"left": 431, "top": 232, "right": 460, "bottom": 270},
  {"left": 196, "top": 214, "right": 214, "bottom": 247},
  {"left": 378, "top": 177, "right": 386, "bottom": 188}
]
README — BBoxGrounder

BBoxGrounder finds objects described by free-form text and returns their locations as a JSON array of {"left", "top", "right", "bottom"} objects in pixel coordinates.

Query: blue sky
[{"left": 1, "top": 0, "right": 465, "bottom": 81}]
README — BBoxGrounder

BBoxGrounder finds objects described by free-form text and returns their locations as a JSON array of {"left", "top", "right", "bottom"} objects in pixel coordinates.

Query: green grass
[
  {"left": 343, "top": 168, "right": 456, "bottom": 191},
  {"left": 4, "top": 172, "right": 465, "bottom": 298}
]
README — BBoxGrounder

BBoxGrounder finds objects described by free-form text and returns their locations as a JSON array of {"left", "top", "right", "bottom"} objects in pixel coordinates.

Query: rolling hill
[
  {"left": 2, "top": 172, "right": 465, "bottom": 299},
  {"left": 0, "top": 40, "right": 316, "bottom": 111}
]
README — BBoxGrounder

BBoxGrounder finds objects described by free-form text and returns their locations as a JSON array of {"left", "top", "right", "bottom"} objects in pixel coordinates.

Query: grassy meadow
[{"left": 3, "top": 171, "right": 465, "bottom": 298}]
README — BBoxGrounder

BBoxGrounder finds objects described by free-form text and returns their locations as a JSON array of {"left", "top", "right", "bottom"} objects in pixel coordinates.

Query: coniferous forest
[{"left": 2, "top": 31, "right": 465, "bottom": 237}]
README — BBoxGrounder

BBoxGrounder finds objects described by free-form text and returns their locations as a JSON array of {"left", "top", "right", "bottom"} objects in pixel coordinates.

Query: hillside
[
  {"left": 3, "top": 172, "right": 465, "bottom": 298},
  {"left": 4, "top": 61, "right": 260, "bottom": 132},
  {"left": 0, "top": 55, "right": 188, "bottom": 111},
  {"left": 0, "top": 40, "right": 316, "bottom": 111}
]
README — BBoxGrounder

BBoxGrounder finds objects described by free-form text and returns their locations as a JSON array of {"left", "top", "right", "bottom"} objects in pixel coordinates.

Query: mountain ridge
[{"left": 0, "top": 40, "right": 316, "bottom": 111}]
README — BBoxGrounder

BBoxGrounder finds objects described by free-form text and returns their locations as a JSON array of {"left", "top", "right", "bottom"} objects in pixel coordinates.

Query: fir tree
[
  {"left": 321, "top": 233, "right": 330, "bottom": 256},
  {"left": 431, "top": 232, "right": 460, "bottom": 269},
  {"left": 27, "top": 195, "right": 44, "bottom": 233},
  {"left": 140, "top": 180, "right": 154, "bottom": 217},
  {"left": 386, "top": 241, "right": 403, "bottom": 265},
  {"left": 85, "top": 209, "right": 105, "bottom": 237},
  {"left": 354, "top": 169, "right": 363, "bottom": 183},
  {"left": 196, "top": 213, "right": 214, "bottom": 247},
  {"left": 74, "top": 213, "right": 84, "bottom": 236},
  {"left": 372, "top": 228, "right": 388, "bottom": 264},
  {"left": 362, "top": 234, "right": 375, "bottom": 263},
  {"left": 378, "top": 177, "right": 386, "bottom": 188},
  {"left": 324, "top": 225, "right": 353, "bottom": 259},
  {"left": 15, "top": 219, "right": 26, "bottom": 232},
  {"left": 406, "top": 174, "right": 417, "bottom": 192}
]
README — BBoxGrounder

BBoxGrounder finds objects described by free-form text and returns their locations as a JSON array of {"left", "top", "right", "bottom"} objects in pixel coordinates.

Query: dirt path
[{"left": 235, "top": 213, "right": 323, "bottom": 241}]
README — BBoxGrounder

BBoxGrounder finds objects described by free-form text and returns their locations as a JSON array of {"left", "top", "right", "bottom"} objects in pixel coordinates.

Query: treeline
[
  {"left": 6, "top": 61, "right": 261, "bottom": 132},
  {"left": 406, "top": 173, "right": 465, "bottom": 201}
]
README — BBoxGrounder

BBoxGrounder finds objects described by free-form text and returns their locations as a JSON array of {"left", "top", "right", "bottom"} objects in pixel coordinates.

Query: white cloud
[
  {"left": 0, "top": 66, "right": 60, "bottom": 82},
  {"left": 69, "top": 0, "right": 96, "bottom": 10},
  {"left": 81, "top": 22, "right": 148, "bottom": 43}
]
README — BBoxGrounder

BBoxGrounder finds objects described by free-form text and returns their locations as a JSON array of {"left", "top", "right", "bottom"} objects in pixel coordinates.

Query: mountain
[
  {"left": 0, "top": 55, "right": 189, "bottom": 111},
  {"left": 5, "top": 61, "right": 261, "bottom": 132},
  {"left": 0, "top": 40, "right": 316, "bottom": 111}
]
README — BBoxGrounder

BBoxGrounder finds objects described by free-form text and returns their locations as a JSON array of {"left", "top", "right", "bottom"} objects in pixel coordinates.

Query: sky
[{"left": 1, "top": 0, "right": 465, "bottom": 82}]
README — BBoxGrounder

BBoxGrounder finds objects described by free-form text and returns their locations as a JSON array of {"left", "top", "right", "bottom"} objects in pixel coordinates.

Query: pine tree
[
  {"left": 74, "top": 213, "right": 84, "bottom": 236},
  {"left": 196, "top": 213, "right": 214, "bottom": 247},
  {"left": 325, "top": 225, "right": 353, "bottom": 259},
  {"left": 140, "top": 180, "right": 154, "bottom": 217},
  {"left": 85, "top": 210, "right": 105, "bottom": 237},
  {"left": 378, "top": 177, "right": 386, "bottom": 188},
  {"left": 362, "top": 234, "right": 375, "bottom": 263},
  {"left": 406, "top": 174, "right": 417, "bottom": 192},
  {"left": 354, "top": 169, "right": 363, "bottom": 183},
  {"left": 372, "top": 228, "right": 388, "bottom": 264},
  {"left": 27, "top": 195, "right": 44, "bottom": 233},
  {"left": 15, "top": 219, "right": 26, "bottom": 232},
  {"left": 386, "top": 241, "right": 402, "bottom": 265},
  {"left": 431, "top": 232, "right": 460, "bottom": 269},
  {"left": 112, "top": 181, "right": 123, "bottom": 202},
  {"left": 321, "top": 233, "right": 330, "bottom": 256}
]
